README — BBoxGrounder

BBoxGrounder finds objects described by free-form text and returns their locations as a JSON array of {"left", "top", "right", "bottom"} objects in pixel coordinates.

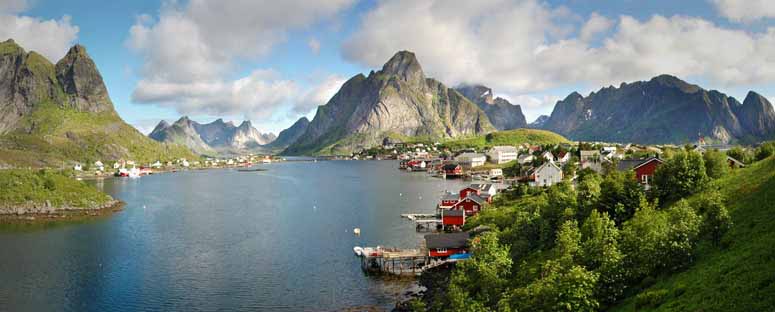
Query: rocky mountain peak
[
  {"left": 55, "top": 43, "right": 115, "bottom": 113},
  {"left": 381, "top": 50, "right": 425, "bottom": 85},
  {"left": 457, "top": 84, "right": 494, "bottom": 105},
  {"left": 649, "top": 74, "right": 700, "bottom": 93}
]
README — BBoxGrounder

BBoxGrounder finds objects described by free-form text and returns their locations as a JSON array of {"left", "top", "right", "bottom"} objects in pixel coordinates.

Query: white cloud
[
  {"left": 0, "top": 0, "right": 29, "bottom": 14},
  {"left": 344, "top": 0, "right": 775, "bottom": 96},
  {"left": 579, "top": 12, "right": 613, "bottom": 42},
  {"left": 133, "top": 69, "right": 298, "bottom": 121},
  {"left": 0, "top": 13, "right": 78, "bottom": 61},
  {"left": 308, "top": 38, "right": 321, "bottom": 55},
  {"left": 129, "top": 0, "right": 355, "bottom": 120},
  {"left": 294, "top": 75, "right": 346, "bottom": 114},
  {"left": 711, "top": 0, "right": 775, "bottom": 23}
]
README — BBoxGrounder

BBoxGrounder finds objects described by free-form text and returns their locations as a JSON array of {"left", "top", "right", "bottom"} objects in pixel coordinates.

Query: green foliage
[
  {"left": 447, "top": 232, "right": 512, "bottom": 310},
  {"left": 755, "top": 141, "right": 775, "bottom": 161},
  {"left": 580, "top": 210, "right": 625, "bottom": 305},
  {"left": 653, "top": 150, "right": 709, "bottom": 204},
  {"left": 441, "top": 129, "right": 568, "bottom": 151},
  {"left": 726, "top": 146, "right": 752, "bottom": 164},
  {"left": 703, "top": 149, "right": 729, "bottom": 179},
  {"left": 503, "top": 262, "right": 599, "bottom": 312},
  {"left": 634, "top": 289, "right": 668, "bottom": 309},
  {"left": 692, "top": 190, "right": 731, "bottom": 246},
  {"left": 0, "top": 103, "right": 196, "bottom": 167},
  {"left": 0, "top": 169, "right": 112, "bottom": 208},
  {"left": 576, "top": 172, "right": 602, "bottom": 221},
  {"left": 598, "top": 170, "right": 645, "bottom": 224}
]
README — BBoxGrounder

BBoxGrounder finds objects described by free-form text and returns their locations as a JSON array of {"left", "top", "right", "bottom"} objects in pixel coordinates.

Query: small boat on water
[
  {"left": 237, "top": 168, "right": 267, "bottom": 172},
  {"left": 353, "top": 246, "right": 363, "bottom": 256},
  {"left": 353, "top": 228, "right": 361, "bottom": 236}
]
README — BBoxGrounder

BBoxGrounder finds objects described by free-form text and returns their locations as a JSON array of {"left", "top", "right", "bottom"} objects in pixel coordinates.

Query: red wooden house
[
  {"left": 438, "top": 192, "right": 460, "bottom": 209},
  {"left": 442, "top": 163, "right": 463, "bottom": 176},
  {"left": 459, "top": 186, "right": 480, "bottom": 199},
  {"left": 441, "top": 209, "right": 465, "bottom": 230},
  {"left": 451, "top": 194, "right": 487, "bottom": 216},
  {"left": 425, "top": 232, "right": 469, "bottom": 257},
  {"left": 633, "top": 158, "right": 663, "bottom": 188}
]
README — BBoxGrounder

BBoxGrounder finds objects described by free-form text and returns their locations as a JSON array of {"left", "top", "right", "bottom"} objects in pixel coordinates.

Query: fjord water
[{"left": 0, "top": 160, "right": 467, "bottom": 311}]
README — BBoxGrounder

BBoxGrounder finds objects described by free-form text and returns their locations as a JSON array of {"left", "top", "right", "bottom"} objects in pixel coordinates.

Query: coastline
[{"left": 0, "top": 200, "right": 125, "bottom": 223}]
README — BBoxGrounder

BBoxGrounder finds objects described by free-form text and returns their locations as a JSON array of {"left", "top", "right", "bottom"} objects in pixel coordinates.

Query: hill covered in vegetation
[
  {"left": 412, "top": 143, "right": 775, "bottom": 311},
  {"left": 0, "top": 169, "right": 117, "bottom": 216},
  {"left": 0, "top": 39, "right": 195, "bottom": 168},
  {"left": 441, "top": 128, "right": 569, "bottom": 151}
]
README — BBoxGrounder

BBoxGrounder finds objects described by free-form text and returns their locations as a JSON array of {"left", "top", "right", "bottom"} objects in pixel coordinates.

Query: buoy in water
[{"left": 353, "top": 228, "right": 361, "bottom": 236}]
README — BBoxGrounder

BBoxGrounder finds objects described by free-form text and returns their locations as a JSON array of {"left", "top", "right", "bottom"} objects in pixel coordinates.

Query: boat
[
  {"left": 237, "top": 168, "right": 267, "bottom": 172},
  {"left": 353, "top": 227, "right": 361, "bottom": 236},
  {"left": 353, "top": 246, "right": 363, "bottom": 256}
]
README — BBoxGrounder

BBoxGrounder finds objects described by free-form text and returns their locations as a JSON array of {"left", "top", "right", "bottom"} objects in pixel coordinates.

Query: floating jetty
[{"left": 401, "top": 213, "right": 442, "bottom": 232}]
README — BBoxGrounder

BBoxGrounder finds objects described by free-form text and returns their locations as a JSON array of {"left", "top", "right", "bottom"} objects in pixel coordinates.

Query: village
[
  {"left": 352, "top": 136, "right": 749, "bottom": 276},
  {"left": 68, "top": 154, "right": 282, "bottom": 179}
]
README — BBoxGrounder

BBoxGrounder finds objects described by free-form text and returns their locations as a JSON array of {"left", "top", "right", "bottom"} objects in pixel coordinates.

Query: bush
[
  {"left": 755, "top": 141, "right": 775, "bottom": 161},
  {"left": 635, "top": 289, "right": 668, "bottom": 309},
  {"left": 703, "top": 149, "right": 729, "bottom": 179},
  {"left": 653, "top": 150, "right": 709, "bottom": 204}
]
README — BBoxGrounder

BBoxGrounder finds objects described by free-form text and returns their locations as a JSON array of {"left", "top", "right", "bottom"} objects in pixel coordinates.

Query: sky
[{"left": 2, "top": 0, "right": 775, "bottom": 135}]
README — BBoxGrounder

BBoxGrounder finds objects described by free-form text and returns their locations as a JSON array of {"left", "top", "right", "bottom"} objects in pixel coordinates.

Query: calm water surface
[{"left": 0, "top": 160, "right": 467, "bottom": 311}]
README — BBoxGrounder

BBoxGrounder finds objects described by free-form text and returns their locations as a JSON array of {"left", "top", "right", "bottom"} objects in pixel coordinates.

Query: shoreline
[{"left": 0, "top": 200, "right": 125, "bottom": 223}]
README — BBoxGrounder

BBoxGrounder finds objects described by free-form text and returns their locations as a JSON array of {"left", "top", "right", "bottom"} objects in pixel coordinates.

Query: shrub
[{"left": 635, "top": 289, "right": 668, "bottom": 309}]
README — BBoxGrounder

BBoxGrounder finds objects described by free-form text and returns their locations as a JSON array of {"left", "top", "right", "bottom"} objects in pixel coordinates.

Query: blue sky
[{"left": 4, "top": 0, "right": 775, "bottom": 134}]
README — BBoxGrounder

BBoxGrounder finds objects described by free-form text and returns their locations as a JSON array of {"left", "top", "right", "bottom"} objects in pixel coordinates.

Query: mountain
[
  {"left": 0, "top": 39, "right": 195, "bottom": 167},
  {"left": 456, "top": 84, "right": 527, "bottom": 130},
  {"left": 539, "top": 74, "right": 775, "bottom": 144},
  {"left": 265, "top": 117, "right": 309, "bottom": 149},
  {"left": 283, "top": 51, "right": 495, "bottom": 155},
  {"left": 148, "top": 117, "right": 276, "bottom": 155},
  {"left": 529, "top": 115, "right": 549, "bottom": 128}
]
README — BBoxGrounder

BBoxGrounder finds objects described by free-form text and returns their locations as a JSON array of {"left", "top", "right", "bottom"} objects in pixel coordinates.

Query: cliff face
[
  {"left": 0, "top": 39, "right": 196, "bottom": 167},
  {"left": 149, "top": 117, "right": 277, "bottom": 154},
  {"left": 284, "top": 51, "right": 495, "bottom": 155},
  {"left": 540, "top": 75, "right": 775, "bottom": 144},
  {"left": 265, "top": 117, "right": 309, "bottom": 149},
  {"left": 456, "top": 84, "right": 527, "bottom": 130}
]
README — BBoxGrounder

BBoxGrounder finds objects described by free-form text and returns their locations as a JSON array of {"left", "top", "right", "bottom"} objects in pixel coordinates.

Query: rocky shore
[{"left": 0, "top": 199, "right": 124, "bottom": 222}]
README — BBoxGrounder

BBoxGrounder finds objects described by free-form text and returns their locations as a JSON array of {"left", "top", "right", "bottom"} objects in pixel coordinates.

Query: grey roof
[
  {"left": 425, "top": 232, "right": 470, "bottom": 249},
  {"left": 616, "top": 159, "right": 647, "bottom": 171},
  {"left": 442, "top": 193, "right": 460, "bottom": 201},
  {"left": 470, "top": 183, "right": 495, "bottom": 192}
]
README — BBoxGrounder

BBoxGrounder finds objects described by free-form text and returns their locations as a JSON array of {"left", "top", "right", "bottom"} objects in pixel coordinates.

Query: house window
[
  {"left": 436, "top": 248, "right": 447, "bottom": 254},
  {"left": 641, "top": 175, "right": 649, "bottom": 184}
]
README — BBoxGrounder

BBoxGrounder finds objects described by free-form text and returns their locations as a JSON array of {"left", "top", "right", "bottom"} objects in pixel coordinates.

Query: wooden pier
[
  {"left": 356, "top": 246, "right": 463, "bottom": 276},
  {"left": 401, "top": 213, "right": 442, "bottom": 232}
]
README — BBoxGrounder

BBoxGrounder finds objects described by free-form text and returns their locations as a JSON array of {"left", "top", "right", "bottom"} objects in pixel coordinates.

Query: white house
[
  {"left": 73, "top": 163, "right": 83, "bottom": 171},
  {"left": 489, "top": 168, "right": 503, "bottom": 178},
  {"left": 518, "top": 154, "right": 534, "bottom": 165},
  {"left": 534, "top": 162, "right": 563, "bottom": 187},
  {"left": 94, "top": 161, "right": 104, "bottom": 172},
  {"left": 541, "top": 151, "right": 555, "bottom": 163},
  {"left": 456, "top": 153, "right": 486, "bottom": 168},
  {"left": 487, "top": 146, "right": 518, "bottom": 164},
  {"left": 580, "top": 150, "right": 604, "bottom": 173},
  {"left": 556, "top": 151, "right": 571, "bottom": 164}
]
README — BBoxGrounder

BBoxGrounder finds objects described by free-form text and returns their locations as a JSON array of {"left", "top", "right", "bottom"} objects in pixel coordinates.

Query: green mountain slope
[
  {"left": 612, "top": 156, "right": 775, "bottom": 311},
  {"left": 0, "top": 39, "right": 195, "bottom": 167},
  {"left": 442, "top": 128, "right": 569, "bottom": 150}
]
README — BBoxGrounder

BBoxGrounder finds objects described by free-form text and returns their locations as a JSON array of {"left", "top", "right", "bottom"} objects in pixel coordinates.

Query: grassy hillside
[
  {"left": 611, "top": 156, "right": 775, "bottom": 311},
  {"left": 0, "top": 169, "right": 112, "bottom": 209},
  {"left": 442, "top": 128, "right": 569, "bottom": 150},
  {"left": 0, "top": 102, "right": 196, "bottom": 168}
]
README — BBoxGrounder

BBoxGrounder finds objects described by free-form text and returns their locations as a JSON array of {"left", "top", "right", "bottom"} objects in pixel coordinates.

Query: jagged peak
[
  {"left": 381, "top": 50, "right": 424, "bottom": 83},
  {"left": 648, "top": 74, "right": 700, "bottom": 93},
  {"left": 151, "top": 120, "right": 171, "bottom": 132},
  {"left": 744, "top": 91, "right": 770, "bottom": 106},
  {"left": 238, "top": 120, "right": 253, "bottom": 129},
  {"left": 174, "top": 116, "right": 193, "bottom": 125},
  {"left": 564, "top": 91, "right": 583, "bottom": 101},
  {"left": 0, "top": 38, "right": 24, "bottom": 55}
]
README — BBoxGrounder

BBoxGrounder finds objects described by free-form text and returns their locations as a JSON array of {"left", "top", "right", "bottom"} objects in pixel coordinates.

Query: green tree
[
  {"left": 598, "top": 170, "right": 645, "bottom": 224},
  {"left": 540, "top": 183, "right": 578, "bottom": 247},
  {"left": 693, "top": 191, "right": 731, "bottom": 246},
  {"left": 556, "top": 220, "right": 582, "bottom": 265},
  {"left": 447, "top": 232, "right": 512, "bottom": 310},
  {"left": 576, "top": 173, "right": 602, "bottom": 221},
  {"left": 726, "top": 147, "right": 751, "bottom": 164},
  {"left": 580, "top": 210, "right": 624, "bottom": 305},
  {"left": 755, "top": 141, "right": 775, "bottom": 161},
  {"left": 562, "top": 160, "right": 577, "bottom": 180},
  {"left": 703, "top": 149, "right": 729, "bottom": 179},
  {"left": 503, "top": 262, "right": 599, "bottom": 312},
  {"left": 653, "top": 150, "right": 709, "bottom": 204}
]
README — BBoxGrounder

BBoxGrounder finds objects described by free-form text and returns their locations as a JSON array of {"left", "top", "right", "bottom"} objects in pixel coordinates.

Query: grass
[
  {"left": 0, "top": 169, "right": 112, "bottom": 209},
  {"left": 610, "top": 156, "right": 775, "bottom": 311},
  {"left": 0, "top": 102, "right": 196, "bottom": 168},
  {"left": 442, "top": 128, "right": 569, "bottom": 151}
]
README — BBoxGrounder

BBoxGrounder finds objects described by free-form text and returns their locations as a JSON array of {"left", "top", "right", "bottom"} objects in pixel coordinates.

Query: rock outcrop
[
  {"left": 283, "top": 51, "right": 495, "bottom": 155},
  {"left": 456, "top": 84, "right": 527, "bottom": 130},
  {"left": 265, "top": 117, "right": 309, "bottom": 149}
]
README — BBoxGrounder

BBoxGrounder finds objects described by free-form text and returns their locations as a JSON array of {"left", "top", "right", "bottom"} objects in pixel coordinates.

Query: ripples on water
[{"left": 0, "top": 160, "right": 468, "bottom": 311}]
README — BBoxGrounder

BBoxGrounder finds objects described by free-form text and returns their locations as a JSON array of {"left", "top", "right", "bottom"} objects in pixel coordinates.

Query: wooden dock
[
  {"left": 401, "top": 213, "right": 442, "bottom": 232},
  {"left": 356, "top": 246, "right": 462, "bottom": 276}
]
